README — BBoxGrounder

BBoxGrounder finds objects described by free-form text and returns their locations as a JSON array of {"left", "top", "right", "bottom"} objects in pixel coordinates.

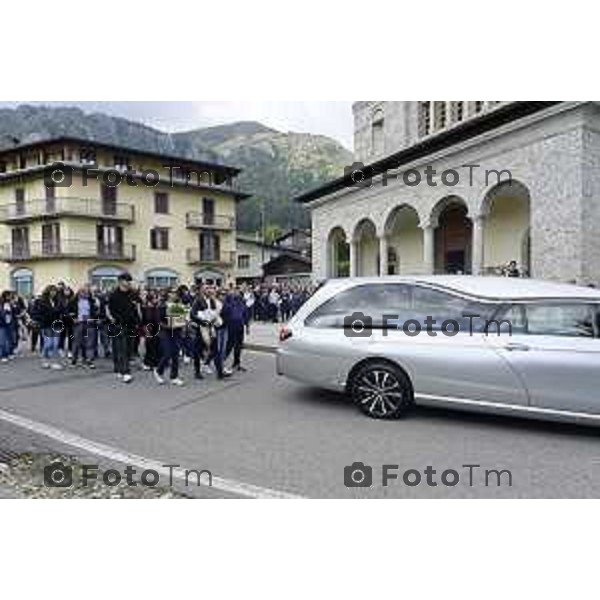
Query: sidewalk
[
  {"left": 0, "top": 464, "right": 22, "bottom": 498},
  {"left": 245, "top": 322, "right": 281, "bottom": 353},
  {"left": 0, "top": 486, "right": 21, "bottom": 499}
]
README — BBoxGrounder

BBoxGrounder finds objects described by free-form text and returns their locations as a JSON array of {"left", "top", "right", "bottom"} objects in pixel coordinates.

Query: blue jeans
[
  {"left": 0, "top": 327, "right": 10, "bottom": 359},
  {"left": 72, "top": 322, "right": 98, "bottom": 362},
  {"left": 42, "top": 327, "right": 60, "bottom": 360},
  {"left": 211, "top": 327, "right": 228, "bottom": 376},
  {"left": 9, "top": 323, "right": 18, "bottom": 355},
  {"left": 157, "top": 329, "right": 183, "bottom": 380}
]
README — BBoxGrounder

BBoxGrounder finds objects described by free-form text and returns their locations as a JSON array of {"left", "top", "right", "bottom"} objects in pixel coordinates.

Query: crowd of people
[{"left": 0, "top": 276, "right": 315, "bottom": 386}]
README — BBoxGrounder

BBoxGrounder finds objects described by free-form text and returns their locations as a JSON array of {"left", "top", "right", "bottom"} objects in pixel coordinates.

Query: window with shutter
[{"left": 155, "top": 192, "right": 169, "bottom": 214}]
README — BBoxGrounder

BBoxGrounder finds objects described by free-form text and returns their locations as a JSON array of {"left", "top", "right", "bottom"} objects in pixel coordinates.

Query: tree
[{"left": 264, "top": 224, "right": 283, "bottom": 245}]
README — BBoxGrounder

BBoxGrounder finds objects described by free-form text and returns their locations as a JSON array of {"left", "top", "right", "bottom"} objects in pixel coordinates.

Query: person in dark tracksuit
[
  {"left": 107, "top": 273, "right": 137, "bottom": 383},
  {"left": 223, "top": 288, "right": 249, "bottom": 372},
  {"left": 141, "top": 292, "right": 161, "bottom": 370}
]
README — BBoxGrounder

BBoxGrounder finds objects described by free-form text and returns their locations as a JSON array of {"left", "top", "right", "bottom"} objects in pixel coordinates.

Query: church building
[{"left": 295, "top": 101, "right": 600, "bottom": 285}]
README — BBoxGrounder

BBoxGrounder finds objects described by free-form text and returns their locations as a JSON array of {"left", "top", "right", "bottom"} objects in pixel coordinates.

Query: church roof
[{"left": 293, "top": 101, "right": 560, "bottom": 205}]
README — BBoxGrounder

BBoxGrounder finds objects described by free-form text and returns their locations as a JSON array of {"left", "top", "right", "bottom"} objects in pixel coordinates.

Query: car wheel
[{"left": 348, "top": 361, "right": 413, "bottom": 419}]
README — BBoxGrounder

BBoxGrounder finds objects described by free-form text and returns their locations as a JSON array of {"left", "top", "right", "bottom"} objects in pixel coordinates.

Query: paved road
[{"left": 1, "top": 352, "right": 600, "bottom": 498}]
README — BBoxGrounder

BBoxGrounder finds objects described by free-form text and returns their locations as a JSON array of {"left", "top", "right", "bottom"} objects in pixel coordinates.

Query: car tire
[{"left": 348, "top": 360, "right": 414, "bottom": 420}]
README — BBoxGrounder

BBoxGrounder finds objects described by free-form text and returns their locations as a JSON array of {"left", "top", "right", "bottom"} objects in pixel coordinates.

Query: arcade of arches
[{"left": 326, "top": 182, "right": 531, "bottom": 278}]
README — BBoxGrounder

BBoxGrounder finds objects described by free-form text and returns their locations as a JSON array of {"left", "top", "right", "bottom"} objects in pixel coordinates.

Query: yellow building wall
[
  {"left": 483, "top": 196, "right": 530, "bottom": 270},
  {"left": 0, "top": 261, "right": 8, "bottom": 290},
  {"left": 0, "top": 161, "right": 238, "bottom": 294},
  {"left": 358, "top": 235, "right": 379, "bottom": 276},
  {"left": 0, "top": 178, "right": 48, "bottom": 204},
  {"left": 388, "top": 227, "right": 424, "bottom": 275}
]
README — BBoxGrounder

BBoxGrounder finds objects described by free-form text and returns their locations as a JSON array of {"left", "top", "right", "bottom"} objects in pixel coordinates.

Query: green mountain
[
  {"left": 173, "top": 121, "right": 352, "bottom": 231},
  {"left": 0, "top": 105, "right": 353, "bottom": 232}
]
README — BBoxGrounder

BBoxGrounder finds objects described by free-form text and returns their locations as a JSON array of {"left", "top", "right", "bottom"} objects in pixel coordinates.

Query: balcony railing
[
  {"left": 185, "top": 212, "right": 235, "bottom": 230},
  {"left": 0, "top": 240, "right": 136, "bottom": 262},
  {"left": 186, "top": 248, "right": 235, "bottom": 266},
  {"left": 0, "top": 197, "right": 135, "bottom": 223}
]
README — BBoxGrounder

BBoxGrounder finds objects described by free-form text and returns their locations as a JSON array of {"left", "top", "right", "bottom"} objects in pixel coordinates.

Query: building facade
[
  {"left": 296, "top": 101, "right": 600, "bottom": 285},
  {"left": 0, "top": 137, "right": 248, "bottom": 294},
  {"left": 235, "top": 234, "right": 280, "bottom": 283},
  {"left": 235, "top": 229, "right": 312, "bottom": 285}
]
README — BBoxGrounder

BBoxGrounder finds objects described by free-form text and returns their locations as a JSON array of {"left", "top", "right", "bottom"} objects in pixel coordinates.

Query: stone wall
[
  {"left": 353, "top": 101, "right": 417, "bottom": 164},
  {"left": 312, "top": 103, "right": 597, "bottom": 284}
]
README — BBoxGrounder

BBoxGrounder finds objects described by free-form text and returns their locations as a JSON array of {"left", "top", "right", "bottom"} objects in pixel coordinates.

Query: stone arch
[
  {"left": 430, "top": 195, "right": 472, "bottom": 274},
  {"left": 353, "top": 218, "right": 379, "bottom": 276},
  {"left": 480, "top": 179, "right": 531, "bottom": 276},
  {"left": 383, "top": 204, "right": 423, "bottom": 275},
  {"left": 326, "top": 226, "right": 350, "bottom": 278}
]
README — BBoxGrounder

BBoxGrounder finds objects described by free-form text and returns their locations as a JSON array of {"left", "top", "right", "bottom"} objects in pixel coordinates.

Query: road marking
[{"left": 0, "top": 408, "right": 304, "bottom": 500}]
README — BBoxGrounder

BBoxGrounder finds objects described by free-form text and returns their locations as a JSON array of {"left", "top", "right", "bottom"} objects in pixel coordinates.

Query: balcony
[
  {"left": 0, "top": 197, "right": 135, "bottom": 224},
  {"left": 186, "top": 248, "right": 235, "bottom": 266},
  {"left": 185, "top": 212, "right": 235, "bottom": 230},
  {"left": 0, "top": 240, "right": 136, "bottom": 262}
]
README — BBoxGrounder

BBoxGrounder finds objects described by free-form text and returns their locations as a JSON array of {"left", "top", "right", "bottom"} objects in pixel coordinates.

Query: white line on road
[{"left": 0, "top": 408, "right": 304, "bottom": 500}]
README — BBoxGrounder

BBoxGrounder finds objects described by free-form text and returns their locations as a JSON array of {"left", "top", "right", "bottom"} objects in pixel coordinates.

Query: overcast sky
[{"left": 0, "top": 101, "right": 355, "bottom": 150}]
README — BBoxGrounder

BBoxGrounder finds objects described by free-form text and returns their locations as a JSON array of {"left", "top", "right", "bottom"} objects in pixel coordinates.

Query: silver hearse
[{"left": 276, "top": 276, "right": 600, "bottom": 424}]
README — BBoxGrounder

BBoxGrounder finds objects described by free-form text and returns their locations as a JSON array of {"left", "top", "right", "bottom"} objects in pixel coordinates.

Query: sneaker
[
  {"left": 116, "top": 373, "right": 123, "bottom": 380},
  {"left": 170, "top": 378, "right": 185, "bottom": 387},
  {"left": 183, "top": 355, "right": 191, "bottom": 365},
  {"left": 217, "top": 371, "right": 232, "bottom": 380},
  {"left": 0, "top": 358, "right": 8, "bottom": 363},
  {"left": 51, "top": 363, "right": 64, "bottom": 371},
  {"left": 153, "top": 369, "right": 165, "bottom": 385},
  {"left": 87, "top": 362, "right": 96, "bottom": 370},
  {"left": 41, "top": 361, "right": 51, "bottom": 369},
  {"left": 194, "top": 372, "right": 204, "bottom": 380},
  {"left": 201, "top": 364, "right": 213, "bottom": 375},
  {"left": 235, "top": 365, "right": 247, "bottom": 373},
  {"left": 122, "top": 374, "right": 133, "bottom": 384},
  {"left": 223, "top": 367, "right": 233, "bottom": 376},
  {"left": 142, "top": 364, "right": 151, "bottom": 371}
]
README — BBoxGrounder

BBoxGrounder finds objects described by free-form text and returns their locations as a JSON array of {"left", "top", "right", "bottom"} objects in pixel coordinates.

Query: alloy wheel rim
[{"left": 356, "top": 370, "right": 404, "bottom": 417}]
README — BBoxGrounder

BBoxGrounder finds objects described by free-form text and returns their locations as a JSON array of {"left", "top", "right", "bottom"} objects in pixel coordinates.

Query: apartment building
[{"left": 0, "top": 137, "right": 249, "bottom": 295}]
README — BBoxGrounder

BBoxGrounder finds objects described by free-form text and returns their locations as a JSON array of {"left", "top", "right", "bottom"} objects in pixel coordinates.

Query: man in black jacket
[{"left": 107, "top": 273, "right": 138, "bottom": 383}]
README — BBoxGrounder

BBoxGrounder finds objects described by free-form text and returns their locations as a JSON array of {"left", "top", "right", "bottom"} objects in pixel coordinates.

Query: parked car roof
[{"left": 329, "top": 276, "right": 600, "bottom": 301}]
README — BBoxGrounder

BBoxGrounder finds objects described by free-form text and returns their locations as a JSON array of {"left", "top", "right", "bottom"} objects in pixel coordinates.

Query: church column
[
  {"left": 379, "top": 235, "right": 388, "bottom": 276},
  {"left": 328, "top": 237, "right": 337, "bottom": 278},
  {"left": 350, "top": 240, "right": 358, "bottom": 277},
  {"left": 428, "top": 102, "right": 436, "bottom": 133},
  {"left": 472, "top": 214, "right": 485, "bottom": 276},
  {"left": 422, "top": 223, "right": 435, "bottom": 274}
]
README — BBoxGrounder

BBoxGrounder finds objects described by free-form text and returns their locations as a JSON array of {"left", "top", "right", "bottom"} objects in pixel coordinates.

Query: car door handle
[{"left": 504, "top": 342, "right": 531, "bottom": 352}]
